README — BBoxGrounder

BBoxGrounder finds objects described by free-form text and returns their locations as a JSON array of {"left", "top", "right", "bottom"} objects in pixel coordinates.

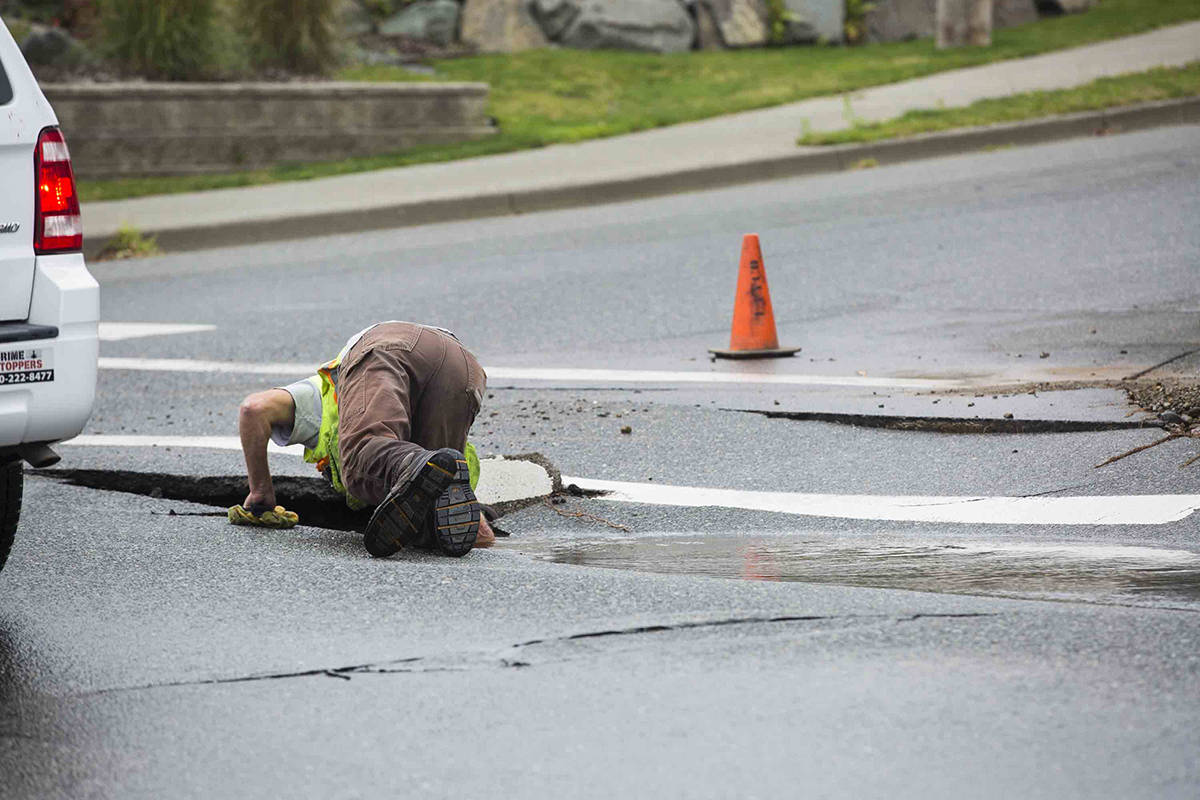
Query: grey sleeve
[{"left": 270, "top": 376, "right": 323, "bottom": 449}]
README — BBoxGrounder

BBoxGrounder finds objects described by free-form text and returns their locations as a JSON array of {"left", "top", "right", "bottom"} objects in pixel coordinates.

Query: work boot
[
  {"left": 363, "top": 448, "right": 467, "bottom": 558},
  {"left": 424, "top": 452, "right": 480, "bottom": 557}
]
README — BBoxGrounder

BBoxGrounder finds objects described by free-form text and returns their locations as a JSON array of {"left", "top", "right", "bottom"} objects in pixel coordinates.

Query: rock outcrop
[
  {"left": 1035, "top": 0, "right": 1094, "bottom": 14},
  {"left": 778, "top": 0, "right": 844, "bottom": 44},
  {"left": 692, "top": 0, "right": 769, "bottom": 48},
  {"left": 461, "top": 0, "right": 550, "bottom": 53},
  {"left": 536, "top": 0, "right": 696, "bottom": 54},
  {"left": 380, "top": 0, "right": 462, "bottom": 47},
  {"left": 865, "top": 0, "right": 1040, "bottom": 43}
]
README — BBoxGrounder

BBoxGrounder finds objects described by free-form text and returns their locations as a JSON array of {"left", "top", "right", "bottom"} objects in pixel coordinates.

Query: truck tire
[{"left": 0, "top": 460, "right": 21, "bottom": 574}]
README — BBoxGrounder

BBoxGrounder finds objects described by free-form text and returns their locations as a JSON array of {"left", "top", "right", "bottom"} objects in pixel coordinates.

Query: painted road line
[
  {"left": 98, "top": 323, "right": 217, "bottom": 341},
  {"left": 98, "top": 357, "right": 311, "bottom": 376},
  {"left": 562, "top": 476, "right": 1200, "bottom": 526},
  {"left": 66, "top": 434, "right": 291, "bottom": 453},
  {"left": 56, "top": 436, "right": 1198, "bottom": 526},
  {"left": 96, "top": 357, "right": 963, "bottom": 390}
]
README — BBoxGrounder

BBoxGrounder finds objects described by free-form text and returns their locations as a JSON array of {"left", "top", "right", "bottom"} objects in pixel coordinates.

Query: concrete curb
[{"left": 84, "top": 96, "right": 1200, "bottom": 258}]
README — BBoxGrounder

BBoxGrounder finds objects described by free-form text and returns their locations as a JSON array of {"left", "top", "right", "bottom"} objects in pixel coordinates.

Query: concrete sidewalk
[{"left": 83, "top": 21, "right": 1200, "bottom": 253}]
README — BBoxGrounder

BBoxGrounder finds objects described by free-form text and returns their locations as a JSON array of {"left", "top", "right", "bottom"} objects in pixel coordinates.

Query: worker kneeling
[{"left": 233, "top": 321, "right": 494, "bottom": 556}]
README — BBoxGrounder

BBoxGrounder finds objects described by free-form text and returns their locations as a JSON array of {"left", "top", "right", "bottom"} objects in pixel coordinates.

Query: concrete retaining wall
[{"left": 42, "top": 82, "right": 495, "bottom": 178}]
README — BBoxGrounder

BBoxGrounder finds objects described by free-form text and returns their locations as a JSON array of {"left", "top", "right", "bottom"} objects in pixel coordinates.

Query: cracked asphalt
[{"left": 2, "top": 125, "right": 1199, "bottom": 798}]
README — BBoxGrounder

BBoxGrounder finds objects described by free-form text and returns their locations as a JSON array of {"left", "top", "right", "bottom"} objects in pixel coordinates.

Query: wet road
[{"left": 2, "top": 125, "right": 1199, "bottom": 798}]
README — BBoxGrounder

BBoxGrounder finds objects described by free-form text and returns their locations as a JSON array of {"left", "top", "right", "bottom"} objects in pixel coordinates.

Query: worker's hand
[
  {"left": 243, "top": 491, "right": 276, "bottom": 516},
  {"left": 475, "top": 515, "right": 496, "bottom": 548}
]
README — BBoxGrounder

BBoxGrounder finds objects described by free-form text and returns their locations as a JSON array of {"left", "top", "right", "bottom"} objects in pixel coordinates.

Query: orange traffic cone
[{"left": 709, "top": 234, "right": 800, "bottom": 359}]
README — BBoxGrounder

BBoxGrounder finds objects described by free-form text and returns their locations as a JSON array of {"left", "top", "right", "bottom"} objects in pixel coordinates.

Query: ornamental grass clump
[
  {"left": 240, "top": 0, "right": 340, "bottom": 75},
  {"left": 99, "top": 0, "right": 219, "bottom": 80}
]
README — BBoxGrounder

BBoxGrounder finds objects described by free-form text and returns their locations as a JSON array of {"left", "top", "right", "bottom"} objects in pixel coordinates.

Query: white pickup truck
[{"left": 0, "top": 20, "right": 99, "bottom": 574}]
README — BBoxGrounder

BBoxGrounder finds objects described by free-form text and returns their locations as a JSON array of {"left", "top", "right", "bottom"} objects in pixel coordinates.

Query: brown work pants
[{"left": 337, "top": 323, "right": 487, "bottom": 506}]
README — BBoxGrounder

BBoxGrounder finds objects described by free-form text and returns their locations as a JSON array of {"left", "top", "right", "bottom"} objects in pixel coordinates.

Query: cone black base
[{"left": 708, "top": 346, "right": 801, "bottom": 360}]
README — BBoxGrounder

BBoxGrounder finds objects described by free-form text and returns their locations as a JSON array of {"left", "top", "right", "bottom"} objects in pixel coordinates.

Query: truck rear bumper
[{"left": 0, "top": 252, "right": 99, "bottom": 448}]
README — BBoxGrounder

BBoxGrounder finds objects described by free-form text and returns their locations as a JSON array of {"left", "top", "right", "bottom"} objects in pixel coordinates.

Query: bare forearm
[{"left": 239, "top": 406, "right": 276, "bottom": 505}]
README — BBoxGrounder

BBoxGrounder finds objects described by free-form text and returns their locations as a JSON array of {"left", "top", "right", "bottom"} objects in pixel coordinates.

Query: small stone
[
  {"left": 1039, "top": 352, "right": 1050, "bottom": 359},
  {"left": 1003, "top": 412, "right": 1014, "bottom": 419},
  {"left": 620, "top": 425, "right": 632, "bottom": 434}
]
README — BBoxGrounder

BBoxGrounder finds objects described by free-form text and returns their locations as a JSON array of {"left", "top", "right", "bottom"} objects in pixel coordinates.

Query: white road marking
[
  {"left": 98, "top": 323, "right": 216, "bottom": 342},
  {"left": 65, "top": 434, "right": 290, "bottom": 452},
  {"left": 96, "top": 356, "right": 963, "bottom": 389},
  {"left": 98, "top": 357, "right": 310, "bottom": 376},
  {"left": 562, "top": 476, "right": 1200, "bottom": 527},
  {"left": 56, "top": 436, "right": 1198, "bottom": 526}
]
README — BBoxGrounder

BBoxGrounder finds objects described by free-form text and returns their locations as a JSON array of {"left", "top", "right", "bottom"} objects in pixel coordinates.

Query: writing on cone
[{"left": 710, "top": 234, "right": 800, "bottom": 359}]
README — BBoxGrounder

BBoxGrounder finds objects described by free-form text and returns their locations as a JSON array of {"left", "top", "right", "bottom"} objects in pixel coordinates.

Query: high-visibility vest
[{"left": 302, "top": 338, "right": 480, "bottom": 510}]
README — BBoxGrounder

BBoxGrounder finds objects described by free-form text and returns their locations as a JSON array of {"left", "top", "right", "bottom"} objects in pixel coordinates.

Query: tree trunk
[{"left": 936, "top": 0, "right": 993, "bottom": 48}]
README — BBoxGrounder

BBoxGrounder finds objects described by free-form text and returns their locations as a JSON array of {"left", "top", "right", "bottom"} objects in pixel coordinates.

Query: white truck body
[{"left": 0, "top": 18, "right": 98, "bottom": 460}]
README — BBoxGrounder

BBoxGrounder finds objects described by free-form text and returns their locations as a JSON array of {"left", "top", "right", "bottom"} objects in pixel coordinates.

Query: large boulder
[
  {"left": 691, "top": 1, "right": 726, "bottom": 49},
  {"left": 778, "top": 0, "right": 843, "bottom": 44},
  {"left": 541, "top": 0, "right": 696, "bottom": 54},
  {"left": 379, "top": 0, "right": 461, "bottom": 46},
  {"left": 461, "top": 0, "right": 550, "bottom": 53},
  {"left": 1035, "top": 0, "right": 1093, "bottom": 14},
  {"left": 995, "top": 0, "right": 1037, "bottom": 28},
  {"left": 530, "top": 0, "right": 578, "bottom": 39},
  {"left": 691, "top": 0, "right": 769, "bottom": 48},
  {"left": 865, "top": 0, "right": 1038, "bottom": 43}
]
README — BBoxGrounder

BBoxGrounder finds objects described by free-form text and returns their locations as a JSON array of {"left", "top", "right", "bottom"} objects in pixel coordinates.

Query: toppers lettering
[{"left": 0, "top": 349, "right": 44, "bottom": 371}]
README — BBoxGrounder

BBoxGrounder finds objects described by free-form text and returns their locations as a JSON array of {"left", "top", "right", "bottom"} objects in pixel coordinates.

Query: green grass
[
  {"left": 79, "top": 0, "right": 1200, "bottom": 202},
  {"left": 798, "top": 62, "right": 1200, "bottom": 145}
]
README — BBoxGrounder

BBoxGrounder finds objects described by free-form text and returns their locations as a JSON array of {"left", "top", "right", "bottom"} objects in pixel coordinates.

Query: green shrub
[
  {"left": 845, "top": 0, "right": 876, "bottom": 45},
  {"left": 240, "top": 0, "right": 340, "bottom": 74},
  {"left": 764, "top": 0, "right": 794, "bottom": 45},
  {"left": 96, "top": 225, "right": 161, "bottom": 260},
  {"left": 99, "top": 0, "right": 218, "bottom": 79}
]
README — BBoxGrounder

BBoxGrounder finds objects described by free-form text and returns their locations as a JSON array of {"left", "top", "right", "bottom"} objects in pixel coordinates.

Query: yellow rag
[{"left": 227, "top": 504, "right": 300, "bottom": 529}]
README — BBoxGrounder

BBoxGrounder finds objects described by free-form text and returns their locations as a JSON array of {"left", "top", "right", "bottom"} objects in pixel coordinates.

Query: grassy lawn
[
  {"left": 80, "top": 0, "right": 1200, "bottom": 203},
  {"left": 797, "top": 61, "right": 1200, "bottom": 145}
]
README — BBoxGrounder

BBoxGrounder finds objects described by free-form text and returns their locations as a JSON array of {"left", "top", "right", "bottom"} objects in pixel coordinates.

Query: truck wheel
[{"left": 0, "top": 460, "right": 21, "bottom": 574}]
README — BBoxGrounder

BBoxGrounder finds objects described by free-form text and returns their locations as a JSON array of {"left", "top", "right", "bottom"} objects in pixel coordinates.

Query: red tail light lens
[{"left": 34, "top": 127, "right": 83, "bottom": 254}]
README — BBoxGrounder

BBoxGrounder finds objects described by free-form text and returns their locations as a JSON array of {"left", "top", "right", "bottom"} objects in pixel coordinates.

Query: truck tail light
[{"left": 34, "top": 127, "right": 83, "bottom": 254}]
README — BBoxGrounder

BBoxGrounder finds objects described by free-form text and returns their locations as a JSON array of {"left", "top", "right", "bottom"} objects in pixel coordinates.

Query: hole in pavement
[
  {"left": 35, "top": 469, "right": 371, "bottom": 532},
  {"left": 33, "top": 453, "right": 573, "bottom": 533}
]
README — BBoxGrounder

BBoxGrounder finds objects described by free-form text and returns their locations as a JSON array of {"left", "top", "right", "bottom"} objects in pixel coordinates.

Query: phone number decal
[{"left": 0, "top": 370, "right": 55, "bottom": 385}]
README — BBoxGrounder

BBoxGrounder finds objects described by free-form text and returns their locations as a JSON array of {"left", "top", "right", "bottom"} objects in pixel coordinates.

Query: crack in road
[
  {"left": 74, "top": 612, "right": 1000, "bottom": 697},
  {"left": 32, "top": 466, "right": 560, "bottom": 532},
  {"left": 1125, "top": 347, "right": 1200, "bottom": 381},
  {"left": 730, "top": 408, "right": 1161, "bottom": 434}
]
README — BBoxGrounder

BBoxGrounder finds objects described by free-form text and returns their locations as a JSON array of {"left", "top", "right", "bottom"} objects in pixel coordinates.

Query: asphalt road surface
[{"left": 2, "top": 125, "right": 1198, "bottom": 799}]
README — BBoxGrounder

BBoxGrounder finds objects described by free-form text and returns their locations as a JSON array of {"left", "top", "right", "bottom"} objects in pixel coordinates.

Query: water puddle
[{"left": 507, "top": 534, "right": 1200, "bottom": 609}]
